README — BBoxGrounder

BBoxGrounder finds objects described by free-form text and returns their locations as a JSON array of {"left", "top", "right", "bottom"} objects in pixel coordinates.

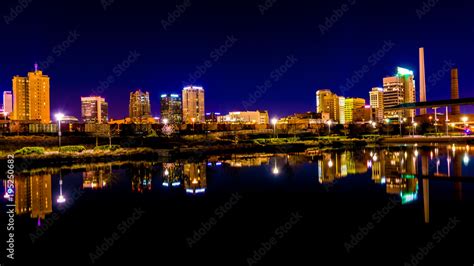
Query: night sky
[{"left": 1, "top": 0, "right": 473, "bottom": 119}]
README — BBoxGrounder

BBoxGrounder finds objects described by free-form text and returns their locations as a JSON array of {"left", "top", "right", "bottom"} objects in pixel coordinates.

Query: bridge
[{"left": 385, "top": 97, "right": 474, "bottom": 111}]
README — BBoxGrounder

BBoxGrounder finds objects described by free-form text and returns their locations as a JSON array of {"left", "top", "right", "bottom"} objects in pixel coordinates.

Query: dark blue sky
[{"left": 1, "top": 0, "right": 473, "bottom": 119}]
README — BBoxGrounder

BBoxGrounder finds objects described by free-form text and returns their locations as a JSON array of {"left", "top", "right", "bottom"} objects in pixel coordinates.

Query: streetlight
[
  {"left": 413, "top": 122, "right": 418, "bottom": 137},
  {"left": 399, "top": 117, "right": 405, "bottom": 136},
  {"left": 271, "top": 118, "right": 278, "bottom": 139},
  {"left": 163, "top": 118, "right": 169, "bottom": 125},
  {"left": 462, "top": 116, "right": 468, "bottom": 125},
  {"left": 327, "top": 120, "right": 332, "bottom": 136},
  {"left": 191, "top": 117, "right": 196, "bottom": 131},
  {"left": 55, "top": 113, "right": 65, "bottom": 152}
]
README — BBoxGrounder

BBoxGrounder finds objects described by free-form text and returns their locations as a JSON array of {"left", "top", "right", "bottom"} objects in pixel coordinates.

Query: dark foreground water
[{"left": 2, "top": 144, "right": 474, "bottom": 266}]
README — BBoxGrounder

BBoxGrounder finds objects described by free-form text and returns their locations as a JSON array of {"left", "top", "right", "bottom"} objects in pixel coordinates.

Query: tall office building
[
  {"left": 383, "top": 67, "right": 416, "bottom": 119},
  {"left": 344, "top": 98, "right": 366, "bottom": 123},
  {"left": 182, "top": 86, "right": 205, "bottom": 124},
  {"left": 160, "top": 94, "right": 182, "bottom": 124},
  {"left": 338, "top": 96, "right": 346, "bottom": 124},
  {"left": 369, "top": 87, "right": 384, "bottom": 122},
  {"left": 129, "top": 89, "right": 151, "bottom": 122},
  {"left": 316, "top": 89, "right": 340, "bottom": 123},
  {"left": 2, "top": 91, "right": 13, "bottom": 114},
  {"left": 81, "top": 96, "right": 108, "bottom": 124},
  {"left": 12, "top": 65, "right": 51, "bottom": 123}
]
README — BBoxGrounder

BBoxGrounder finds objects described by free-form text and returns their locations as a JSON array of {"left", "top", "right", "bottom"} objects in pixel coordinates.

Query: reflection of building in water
[
  {"left": 83, "top": 165, "right": 113, "bottom": 189},
  {"left": 131, "top": 163, "right": 153, "bottom": 193},
  {"left": 15, "top": 174, "right": 52, "bottom": 220},
  {"left": 345, "top": 151, "right": 368, "bottom": 175},
  {"left": 372, "top": 152, "right": 385, "bottom": 184},
  {"left": 318, "top": 151, "right": 371, "bottom": 184},
  {"left": 184, "top": 163, "right": 207, "bottom": 194},
  {"left": 374, "top": 149, "right": 419, "bottom": 204},
  {"left": 318, "top": 153, "right": 347, "bottom": 184},
  {"left": 225, "top": 156, "right": 270, "bottom": 167},
  {"left": 386, "top": 175, "right": 418, "bottom": 196},
  {"left": 162, "top": 163, "right": 184, "bottom": 187}
]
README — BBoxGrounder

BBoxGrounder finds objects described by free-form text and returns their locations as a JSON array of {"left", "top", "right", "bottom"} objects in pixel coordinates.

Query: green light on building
[
  {"left": 401, "top": 174, "right": 416, "bottom": 179},
  {"left": 397, "top": 67, "right": 414, "bottom": 76}
]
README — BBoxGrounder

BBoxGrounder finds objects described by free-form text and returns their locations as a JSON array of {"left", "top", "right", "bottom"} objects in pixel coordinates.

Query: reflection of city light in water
[
  {"left": 164, "top": 169, "right": 169, "bottom": 176},
  {"left": 328, "top": 160, "right": 334, "bottom": 168},
  {"left": 463, "top": 153, "right": 470, "bottom": 166},
  {"left": 367, "top": 160, "right": 372, "bottom": 168},
  {"left": 273, "top": 159, "right": 279, "bottom": 175}
]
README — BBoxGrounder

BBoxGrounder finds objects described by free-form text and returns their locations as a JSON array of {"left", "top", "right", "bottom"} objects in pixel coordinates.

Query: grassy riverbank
[{"left": 0, "top": 135, "right": 372, "bottom": 169}]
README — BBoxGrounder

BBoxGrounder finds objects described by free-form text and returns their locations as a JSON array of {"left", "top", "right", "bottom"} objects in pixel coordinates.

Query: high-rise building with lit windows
[
  {"left": 2, "top": 91, "right": 13, "bottom": 115},
  {"left": 383, "top": 67, "right": 416, "bottom": 119},
  {"left": 316, "top": 89, "right": 341, "bottom": 123},
  {"left": 344, "top": 98, "right": 366, "bottom": 123},
  {"left": 160, "top": 94, "right": 182, "bottom": 124},
  {"left": 182, "top": 86, "right": 205, "bottom": 124},
  {"left": 12, "top": 65, "right": 51, "bottom": 123},
  {"left": 129, "top": 89, "right": 151, "bottom": 122},
  {"left": 81, "top": 96, "right": 108, "bottom": 124},
  {"left": 369, "top": 87, "right": 384, "bottom": 122}
]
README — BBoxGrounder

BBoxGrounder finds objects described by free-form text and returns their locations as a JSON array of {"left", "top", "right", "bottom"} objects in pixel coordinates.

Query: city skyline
[{"left": 0, "top": 0, "right": 473, "bottom": 119}]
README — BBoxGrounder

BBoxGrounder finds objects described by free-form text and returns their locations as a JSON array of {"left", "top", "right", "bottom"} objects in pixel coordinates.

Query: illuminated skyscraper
[
  {"left": 316, "top": 89, "right": 340, "bottom": 123},
  {"left": 383, "top": 67, "right": 416, "bottom": 119},
  {"left": 369, "top": 87, "right": 384, "bottom": 122},
  {"left": 182, "top": 86, "right": 205, "bottom": 124},
  {"left": 2, "top": 91, "right": 13, "bottom": 114},
  {"left": 12, "top": 65, "right": 51, "bottom": 123},
  {"left": 160, "top": 94, "right": 182, "bottom": 124},
  {"left": 81, "top": 96, "right": 108, "bottom": 124},
  {"left": 344, "top": 98, "right": 366, "bottom": 123},
  {"left": 338, "top": 96, "right": 346, "bottom": 124},
  {"left": 129, "top": 89, "right": 151, "bottom": 122}
]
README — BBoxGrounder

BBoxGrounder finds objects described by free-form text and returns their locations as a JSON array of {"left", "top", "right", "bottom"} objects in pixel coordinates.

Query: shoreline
[{"left": 2, "top": 136, "right": 473, "bottom": 170}]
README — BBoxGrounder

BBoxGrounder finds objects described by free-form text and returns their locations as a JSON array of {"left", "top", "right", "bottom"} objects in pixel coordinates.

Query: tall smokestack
[
  {"left": 451, "top": 68, "right": 460, "bottom": 115},
  {"left": 419, "top": 48, "right": 427, "bottom": 115}
]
